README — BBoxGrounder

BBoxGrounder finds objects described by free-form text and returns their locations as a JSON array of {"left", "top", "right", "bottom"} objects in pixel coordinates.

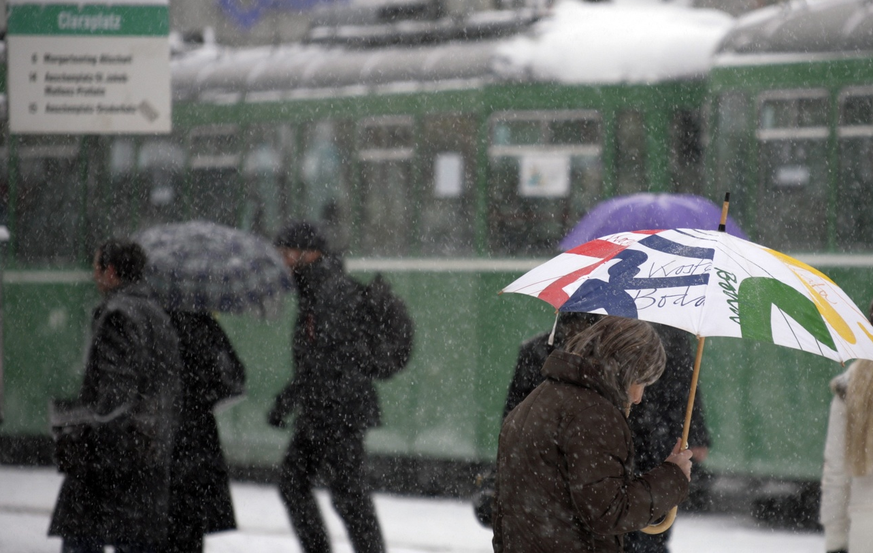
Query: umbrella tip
[{"left": 718, "top": 191, "right": 731, "bottom": 232}]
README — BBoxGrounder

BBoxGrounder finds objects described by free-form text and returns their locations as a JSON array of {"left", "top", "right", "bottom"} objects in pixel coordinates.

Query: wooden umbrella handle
[
  {"left": 641, "top": 506, "right": 677, "bottom": 535},
  {"left": 640, "top": 336, "right": 706, "bottom": 535},
  {"left": 643, "top": 193, "right": 726, "bottom": 535}
]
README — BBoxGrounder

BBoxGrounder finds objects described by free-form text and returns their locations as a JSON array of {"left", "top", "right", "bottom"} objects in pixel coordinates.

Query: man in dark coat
[
  {"left": 49, "top": 239, "right": 183, "bottom": 553},
  {"left": 624, "top": 324, "right": 710, "bottom": 553},
  {"left": 267, "top": 221, "right": 384, "bottom": 553},
  {"left": 164, "top": 311, "right": 243, "bottom": 553}
]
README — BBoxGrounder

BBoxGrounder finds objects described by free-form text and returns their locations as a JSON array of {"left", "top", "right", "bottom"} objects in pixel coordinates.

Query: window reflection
[
  {"left": 137, "top": 138, "right": 185, "bottom": 227},
  {"left": 241, "top": 125, "right": 292, "bottom": 240},
  {"left": 301, "top": 120, "right": 353, "bottom": 253}
]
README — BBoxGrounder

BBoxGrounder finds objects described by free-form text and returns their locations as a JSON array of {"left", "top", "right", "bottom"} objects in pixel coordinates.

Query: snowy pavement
[{"left": 0, "top": 465, "right": 824, "bottom": 553}]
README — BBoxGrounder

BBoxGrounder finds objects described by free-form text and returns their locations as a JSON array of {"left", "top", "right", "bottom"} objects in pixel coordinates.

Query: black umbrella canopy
[{"left": 134, "top": 221, "right": 292, "bottom": 318}]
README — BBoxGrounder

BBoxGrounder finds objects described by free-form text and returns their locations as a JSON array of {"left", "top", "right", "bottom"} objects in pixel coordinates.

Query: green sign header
[{"left": 8, "top": 4, "right": 169, "bottom": 36}]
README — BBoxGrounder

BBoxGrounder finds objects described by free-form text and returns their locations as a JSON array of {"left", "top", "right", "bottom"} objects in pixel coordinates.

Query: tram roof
[
  {"left": 715, "top": 0, "right": 873, "bottom": 59},
  {"left": 172, "top": 1, "right": 734, "bottom": 104}
]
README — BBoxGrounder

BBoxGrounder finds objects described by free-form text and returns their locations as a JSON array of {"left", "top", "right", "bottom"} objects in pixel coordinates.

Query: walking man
[
  {"left": 48, "top": 239, "right": 183, "bottom": 553},
  {"left": 268, "top": 221, "right": 385, "bottom": 553}
]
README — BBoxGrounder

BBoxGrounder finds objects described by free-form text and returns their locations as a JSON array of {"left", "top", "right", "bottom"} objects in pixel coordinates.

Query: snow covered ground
[{"left": 0, "top": 465, "right": 824, "bottom": 553}]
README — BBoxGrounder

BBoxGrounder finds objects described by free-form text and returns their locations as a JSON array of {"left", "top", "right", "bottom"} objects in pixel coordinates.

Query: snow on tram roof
[
  {"left": 494, "top": 0, "right": 735, "bottom": 85},
  {"left": 172, "top": 0, "right": 735, "bottom": 103}
]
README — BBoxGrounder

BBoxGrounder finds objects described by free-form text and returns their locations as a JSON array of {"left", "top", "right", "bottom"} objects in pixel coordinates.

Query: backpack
[{"left": 358, "top": 273, "right": 415, "bottom": 379}]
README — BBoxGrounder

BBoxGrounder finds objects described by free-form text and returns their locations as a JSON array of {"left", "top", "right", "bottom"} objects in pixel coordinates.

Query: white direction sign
[{"left": 7, "top": 0, "right": 171, "bottom": 134}]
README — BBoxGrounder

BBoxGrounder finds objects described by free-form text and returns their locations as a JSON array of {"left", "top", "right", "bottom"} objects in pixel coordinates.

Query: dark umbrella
[
  {"left": 560, "top": 193, "right": 747, "bottom": 250},
  {"left": 134, "top": 221, "right": 292, "bottom": 318}
]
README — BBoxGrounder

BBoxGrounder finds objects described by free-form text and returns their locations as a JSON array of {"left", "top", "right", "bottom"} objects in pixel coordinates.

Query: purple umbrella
[{"left": 559, "top": 192, "right": 748, "bottom": 250}]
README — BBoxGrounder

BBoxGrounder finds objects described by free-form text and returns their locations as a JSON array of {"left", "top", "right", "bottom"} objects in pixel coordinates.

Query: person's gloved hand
[{"left": 267, "top": 405, "right": 288, "bottom": 429}]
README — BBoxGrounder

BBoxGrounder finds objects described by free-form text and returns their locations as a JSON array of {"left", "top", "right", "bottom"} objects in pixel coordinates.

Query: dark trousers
[
  {"left": 62, "top": 537, "right": 158, "bottom": 553},
  {"left": 624, "top": 528, "right": 671, "bottom": 553},
  {"left": 279, "top": 428, "right": 384, "bottom": 553}
]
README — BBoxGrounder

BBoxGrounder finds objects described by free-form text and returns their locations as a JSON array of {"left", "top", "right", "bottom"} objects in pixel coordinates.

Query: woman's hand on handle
[{"left": 665, "top": 438, "right": 693, "bottom": 481}]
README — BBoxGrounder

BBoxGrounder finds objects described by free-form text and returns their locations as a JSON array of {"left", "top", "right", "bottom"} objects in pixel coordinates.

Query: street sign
[{"left": 7, "top": 0, "right": 171, "bottom": 134}]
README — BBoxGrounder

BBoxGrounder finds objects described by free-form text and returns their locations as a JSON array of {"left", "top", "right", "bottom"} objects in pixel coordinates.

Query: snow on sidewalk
[{"left": 0, "top": 466, "right": 824, "bottom": 553}]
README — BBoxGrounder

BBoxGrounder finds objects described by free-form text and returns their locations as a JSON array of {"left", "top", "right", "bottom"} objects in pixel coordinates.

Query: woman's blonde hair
[
  {"left": 847, "top": 361, "right": 873, "bottom": 476},
  {"left": 845, "top": 299, "right": 873, "bottom": 477},
  {"left": 563, "top": 315, "right": 666, "bottom": 406}
]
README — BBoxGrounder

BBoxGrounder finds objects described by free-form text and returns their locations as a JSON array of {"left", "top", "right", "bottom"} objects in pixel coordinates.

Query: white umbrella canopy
[
  {"left": 503, "top": 226, "right": 873, "bottom": 534},
  {"left": 503, "top": 228, "right": 873, "bottom": 364}
]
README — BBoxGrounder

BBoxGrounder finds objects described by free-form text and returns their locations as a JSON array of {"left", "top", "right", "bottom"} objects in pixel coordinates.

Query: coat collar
[{"left": 541, "top": 349, "right": 626, "bottom": 411}]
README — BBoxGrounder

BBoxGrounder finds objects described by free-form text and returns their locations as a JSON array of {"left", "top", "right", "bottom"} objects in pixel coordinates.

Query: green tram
[
  {"left": 700, "top": 0, "right": 873, "bottom": 508},
  {"left": 6, "top": 0, "right": 863, "bottom": 512}
]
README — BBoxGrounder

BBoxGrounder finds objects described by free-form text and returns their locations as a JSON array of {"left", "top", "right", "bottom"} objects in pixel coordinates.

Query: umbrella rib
[{"left": 774, "top": 303, "right": 829, "bottom": 359}]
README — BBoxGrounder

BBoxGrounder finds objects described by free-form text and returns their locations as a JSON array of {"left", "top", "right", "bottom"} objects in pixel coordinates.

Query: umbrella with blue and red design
[{"left": 502, "top": 196, "right": 873, "bottom": 532}]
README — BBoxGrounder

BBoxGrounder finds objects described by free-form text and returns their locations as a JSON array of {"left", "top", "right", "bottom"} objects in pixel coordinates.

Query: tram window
[
  {"left": 188, "top": 125, "right": 240, "bottom": 227},
  {"left": 360, "top": 121, "right": 413, "bottom": 150},
  {"left": 299, "top": 120, "right": 353, "bottom": 254},
  {"left": 88, "top": 137, "right": 139, "bottom": 244},
  {"left": 614, "top": 110, "right": 647, "bottom": 196},
  {"left": 241, "top": 124, "right": 292, "bottom": 241},
  {"left": 669, "top": 109, "right": 704, "bottom": 195},
  {"left": 357, "top": 117, "right": 414, "bottom": 256},
  {"left": 713, "top": 93, "right": 751, "bottom": 230},
  {"left": 837, "top": 91, "right": 873, "bottom": 251},
  {"left": 0, "top": 136, "right": 7, "bottom": 228},
  {"left": 14, "top": 136, "right": 82, "bottom": 265},
  {"left": 419, "top": 113, "right": 477, "bottom": 255},
  {"left": 756, "top": 91, "right": 829, "bottom": 251},
  {"left": 549, "top": 119, "right": 601, "bottom": 146},
  {"left": 494, "top": 120, "right": 542, "bottom": 146},
  {"left": 137, "top": 138, "right": 185, "bottom": 228},
  {"left": 841, "top": 93, "right": 873, "bottom": 126},
  {"left": 759, "top": 96, "right": 829, "bottom": 129},
  {"left": 488, "top": 111, "right": 603, "bottom": 255}
]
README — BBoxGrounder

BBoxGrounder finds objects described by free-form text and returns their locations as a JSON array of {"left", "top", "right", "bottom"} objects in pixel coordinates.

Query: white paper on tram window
[
  {"left": 434, "top": 152, "right": 464, "bottom": 198},
  {"left": 518, "top": 153, "right": 570, "bottom": 198}
]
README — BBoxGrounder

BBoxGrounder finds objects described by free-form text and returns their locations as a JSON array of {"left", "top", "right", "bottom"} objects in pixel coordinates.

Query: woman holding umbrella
[
  {"left": 492, "top": 316, "right": 692, "bottom": 553},
  {"left": 134, "top": 221, "right": 292, "bottom": 552}
]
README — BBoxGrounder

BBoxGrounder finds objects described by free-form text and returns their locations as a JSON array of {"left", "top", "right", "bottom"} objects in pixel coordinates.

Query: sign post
[{"left": 7, "top": 0, "right": 172, "bottom": 134}]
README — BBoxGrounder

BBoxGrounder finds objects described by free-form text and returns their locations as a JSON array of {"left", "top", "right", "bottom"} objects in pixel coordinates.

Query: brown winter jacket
[{"left": 492, "top": 350, "right": 689, "bottom": 553}]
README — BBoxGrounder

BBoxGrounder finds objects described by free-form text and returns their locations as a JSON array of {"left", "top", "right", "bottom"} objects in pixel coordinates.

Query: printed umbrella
[
  {"left": 134, "top": 220, "right": 292, "bottom": 318},
  {"left": 560, "top": 192, "right": 747, "bottom": 251},
  {"left": 502, "top": 222, "right": 873, "bottom": 532}
]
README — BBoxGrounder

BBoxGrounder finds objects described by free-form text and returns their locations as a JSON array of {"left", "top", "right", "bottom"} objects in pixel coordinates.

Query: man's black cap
[{"left": 274, "top": 221, "right": 328, "bottom": 252}]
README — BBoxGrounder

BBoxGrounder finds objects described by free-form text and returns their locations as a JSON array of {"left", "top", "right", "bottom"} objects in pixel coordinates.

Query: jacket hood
[{"left": 541, "top": 350, "right": 626, "bottom": 411}]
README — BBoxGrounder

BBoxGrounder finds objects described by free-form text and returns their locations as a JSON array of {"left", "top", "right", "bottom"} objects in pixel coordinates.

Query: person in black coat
[
  {"left": 623, "top": 323, "right": 710, "bottom": 553},
  {"left": 164, "top": 310, "right": 243, "bottom": 553},
  {"left": 49, "top": 240, "right": 183, "bottom": 553},
  {"left": 268, "top": 221, "right": 384, "bottom": 553}
]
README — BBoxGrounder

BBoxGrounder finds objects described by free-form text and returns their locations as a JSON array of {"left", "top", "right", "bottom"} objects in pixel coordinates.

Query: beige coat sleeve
[{"left": 820, "top": 395, "right": 850, "bottom": 552}]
